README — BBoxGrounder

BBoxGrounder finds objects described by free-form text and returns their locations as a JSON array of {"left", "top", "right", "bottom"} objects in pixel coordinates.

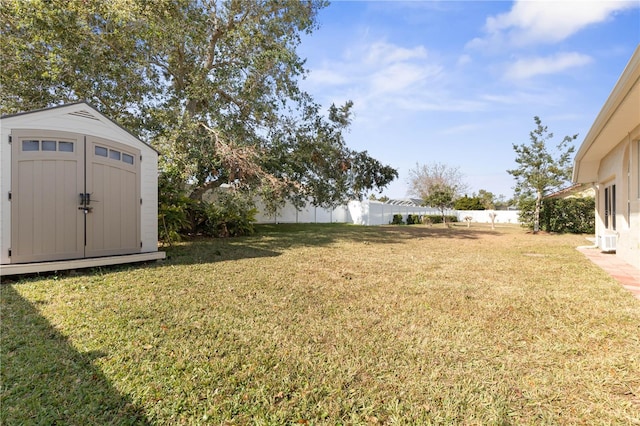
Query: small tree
[
  {"left": 507, "top": 117, "right": 577, "bottom": 233},
  {"left": 408, "top": 162, "right": 467, "bottom": 223},
  {"left": 424, "top": 184, "right": 456, "bottom": 224},
  {"left": 488, "top": 211, "right": 497, "bottom": 230},
  {"left": 476, "top": 189, "right": 496, "bottom": 210}
]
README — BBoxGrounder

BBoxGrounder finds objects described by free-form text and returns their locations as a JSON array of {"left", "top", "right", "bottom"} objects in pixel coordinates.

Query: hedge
[{"left": 519, "top": 197, "right": 594, "bottom": 234}]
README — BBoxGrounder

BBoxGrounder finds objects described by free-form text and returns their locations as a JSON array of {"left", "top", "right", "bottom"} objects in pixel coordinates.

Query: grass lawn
[{"left": 2, "top": 223, "right": 639, "bottom": 425}]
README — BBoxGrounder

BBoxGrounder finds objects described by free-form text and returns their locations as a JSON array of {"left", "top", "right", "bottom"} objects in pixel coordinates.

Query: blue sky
[{"left": 297, "top": 0, "right": 640, "bottom": 200}]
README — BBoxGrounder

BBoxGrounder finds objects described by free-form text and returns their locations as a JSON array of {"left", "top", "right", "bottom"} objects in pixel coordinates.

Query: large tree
[
  {"left": 507, "top": 116, "right": 577, "bottom": 233},
  {"left": 0, "top": 0, "right": 397, "bottom": 212},
  {"left": 407, "top": 162, "right": 467, "bottom": 223}
]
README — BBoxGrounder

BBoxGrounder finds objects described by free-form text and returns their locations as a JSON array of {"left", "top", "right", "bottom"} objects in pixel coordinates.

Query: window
[
  {"left": 22, "top": 139, "right": 74, "bottom": 152},
  {"left": 95, "top": 146, "right": 108, "bottom": 157},
  {"left": 109, "top": 149, "right": 121, "bottom": 161},
  {"left": 59, "top": 141, "right": 74, "bottom": 152},
  {"left": 604, "top": 184, "right": 616, "bottom": 230},
  {"left": 42, "top": 140, "right": 56, "bottom": 151},
  {"left": 22, "top": 140, "right": 39, "bottom": 151},
  {"left": 122, "top": 153, "right": 134, "bottom": 165}
]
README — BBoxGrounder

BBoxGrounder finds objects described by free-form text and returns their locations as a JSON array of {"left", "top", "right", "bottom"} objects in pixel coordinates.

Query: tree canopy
[
  {"left": 407, "top": 162, "right": 467, "bottom": 222},
  {"left": 454, "top": 195, "right": 485, "bottom": 210},
  {"left": 1, "top": 0, "right": 397, "bottom": 211},
  {"left": 407, "top": 162, "right": 467, "bottom": 203},
  {"left": 507, "top": 116, "right": 576, "bottom": 233}
]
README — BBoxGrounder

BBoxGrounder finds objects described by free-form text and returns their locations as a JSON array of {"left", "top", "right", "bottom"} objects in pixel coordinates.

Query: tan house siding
[
  {"left": 596, "top": 135, "right": 640, "bottom": 267},
  {"left": 573, "top": 45, "right": 640, "bottom": 270}
]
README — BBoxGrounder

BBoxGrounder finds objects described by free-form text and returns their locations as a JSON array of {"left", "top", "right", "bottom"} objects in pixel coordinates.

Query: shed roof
[{"left": 1, "top": 101, "right": 159, "bottom": 154}]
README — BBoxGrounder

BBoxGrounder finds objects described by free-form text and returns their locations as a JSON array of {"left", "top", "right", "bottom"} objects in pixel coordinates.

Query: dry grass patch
[{"left": 2, "top": 223, "right": 639, "bottom": 424}]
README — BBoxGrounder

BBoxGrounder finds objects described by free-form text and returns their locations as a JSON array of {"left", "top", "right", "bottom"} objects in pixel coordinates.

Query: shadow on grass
[
  {"left": 157, "top": 223, "right": 504, "bottom": 267},
  {"left": 1, "top": 224, "right": 508, "bottom": 279},
  {"left": 252, "top": 222, "right": 502, "bottom": 248},
  {"left": 0, "top": 285, "right": 150, "bottom": 425}
]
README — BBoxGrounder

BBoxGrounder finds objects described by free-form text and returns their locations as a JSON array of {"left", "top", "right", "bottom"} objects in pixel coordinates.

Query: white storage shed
[{"left": 0, "top": 102, "right": 165, "bottom": 276}]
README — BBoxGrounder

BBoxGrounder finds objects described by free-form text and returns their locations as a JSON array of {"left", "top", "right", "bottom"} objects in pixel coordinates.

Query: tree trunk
[{"left": 534, "top": 191, "right": 542, "bottom": 234}]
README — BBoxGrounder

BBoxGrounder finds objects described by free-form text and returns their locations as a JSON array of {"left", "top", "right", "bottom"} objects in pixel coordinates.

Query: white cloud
[
  {"left": 480, "top": 87, "right": 570, "bottom": 107},
  {"left": 395, "top": 97, "right": 487, "bottom": 113},
  {"left": 370, "top": 62, "right": 442, "bottom": 94},
  {"left": 304, "top": 39, "right": 470, "bottom": 116},
  {"left": 469, "top": 0, "right": 638, "bottom": 48},
  {"left": 457, "top": 54, "right": 472, "bottom": 66},
  {"left": 365, "top": 42, "right": 428, "bottom": 66},
  {"left": 505, "top": 52, "right": 593, "bottom": 80}
]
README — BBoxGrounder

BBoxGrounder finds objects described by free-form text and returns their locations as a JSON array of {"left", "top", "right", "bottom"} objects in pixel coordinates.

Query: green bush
[
  {"left": 158, "top": 170, "right": 257, "bottom": 241},
  {"left": 406, "top": 214, "right": 421, "bottom": 225},
  {"left": 201, "top": 192, "right": 257, "bottom": 238},
  {"left": 517, "top": 198, "right": 536, "bottom": 230},
  {"left": 454, "top": 196, "right": 485, "bottom": 210},
  {"left": 158, "top": 170, "right": 193, "bottom": 244},
  {"left": 391, "top": 214, "right": 404, "bottom": 225},
  {"left": 543, "top": 198, "right": 595, "bottom": 234},
  {"left": 423, "top": 215, "right": 458, "bottom": 224},
  {"left": 518, "top": 197, "right": 594, "bottom": 233}
]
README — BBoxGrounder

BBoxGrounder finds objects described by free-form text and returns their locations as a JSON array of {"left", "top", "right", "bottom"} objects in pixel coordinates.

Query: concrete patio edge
[{"left": 577, "top": 247, "right": 640, "bottom": 300}]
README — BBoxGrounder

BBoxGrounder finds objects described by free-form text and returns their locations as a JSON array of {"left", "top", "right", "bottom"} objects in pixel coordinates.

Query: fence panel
[{"left": 255, "top": 199, "right": 520, "bottom": 225}]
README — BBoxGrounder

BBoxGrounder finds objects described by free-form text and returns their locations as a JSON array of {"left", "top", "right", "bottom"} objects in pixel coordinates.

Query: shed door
[
  {"left": 10, "top": 130, "right": 141, "bottom": 263},
  {"left": 10, "top": 130, "right": 85, "bottom": 262},
  {"left": 85, "top": 136, "right": 141, "bottom": 257}
]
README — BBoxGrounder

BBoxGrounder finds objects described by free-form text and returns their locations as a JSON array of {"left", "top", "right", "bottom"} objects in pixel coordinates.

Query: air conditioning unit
[{"left": 600, "top": 234, "right": 617, "bottom": 252}]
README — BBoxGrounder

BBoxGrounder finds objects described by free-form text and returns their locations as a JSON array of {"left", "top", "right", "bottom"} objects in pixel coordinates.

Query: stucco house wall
[{"left": 573, "top": 45, "right": 640, "bottom": 269}]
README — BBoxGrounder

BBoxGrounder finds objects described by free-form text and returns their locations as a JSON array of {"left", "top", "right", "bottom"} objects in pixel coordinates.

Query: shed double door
[{"left": 10, "top": 130, "right": 141, "bottom": 263}]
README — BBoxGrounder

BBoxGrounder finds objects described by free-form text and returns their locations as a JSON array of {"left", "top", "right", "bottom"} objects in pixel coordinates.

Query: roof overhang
[
  {"left": 573, "top": 45, "right": 640, "bottom": 183},
  {"left": 1, "top": 101, "right": 160, "bottom": 154}
]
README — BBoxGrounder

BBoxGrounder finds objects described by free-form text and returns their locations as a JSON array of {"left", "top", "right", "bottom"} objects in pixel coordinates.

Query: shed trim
[{"left": 1, "top": 101, "right": 160, "bottom": 154}]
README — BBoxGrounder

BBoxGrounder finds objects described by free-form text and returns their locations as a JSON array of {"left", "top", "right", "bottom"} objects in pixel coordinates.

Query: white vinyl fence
[
  {"left": 255, "top": 199, "right": 520, "bottom": 225},
  {"left": 347, "top": 201, "right": 451, "bottom": 225},
  {"left": 254, "top": 198, "right": 351, "bottom": 224}
]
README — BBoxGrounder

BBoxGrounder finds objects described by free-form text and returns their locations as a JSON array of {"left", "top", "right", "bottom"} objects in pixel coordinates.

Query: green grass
[{"left": 2, "top": 223, "right": 639, "bottom": 425}]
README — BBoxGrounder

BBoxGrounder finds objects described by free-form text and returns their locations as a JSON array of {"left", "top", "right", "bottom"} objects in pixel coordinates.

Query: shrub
[
  {"left": 406, "top": 214, "right": 421, "bottom": 225},
  {"left": 422, "top": 215, "right": 458, "bottom": 224},
  {"left": 454, "top": 196, "right": 485, "bottom": 210},
  {"left": 543, "top": 198, "right": 595, "bottom": 234},
  {"left": 391, "top": 214, "right": 404, "bottom": 225},
  {"left": 158, "top": 170, "right": 193, "bottom": 244},
  {"left": 519, "top": 197, "right": 594, "bottom": 233},
  {"left": 158, "top": 170, "right": 257, "bottom": 241},
  {"left": 201, "top": 192, "right": 257, "bottom": 238}
]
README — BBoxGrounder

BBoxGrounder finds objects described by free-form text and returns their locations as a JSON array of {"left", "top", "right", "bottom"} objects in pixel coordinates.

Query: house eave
[{"left": 573, "top": 45, "right": 640, "bottom": 183}]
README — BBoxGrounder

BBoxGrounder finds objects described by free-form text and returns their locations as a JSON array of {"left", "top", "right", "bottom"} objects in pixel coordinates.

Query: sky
[{"left": 296, "top": 0, "right": 640, "bottom": 200}]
